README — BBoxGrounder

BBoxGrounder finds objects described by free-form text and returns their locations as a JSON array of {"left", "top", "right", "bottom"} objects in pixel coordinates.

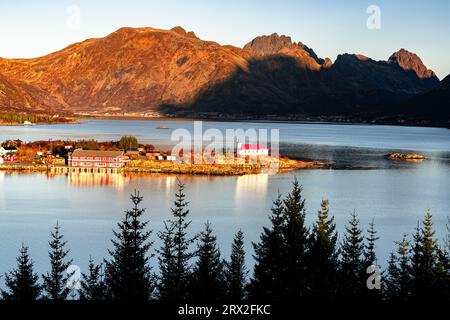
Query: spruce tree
[
  {"left": 42, "top": 222, "right": 73, "bottom": 300},
  {"left": 281, "top": 177, "right": 309, "bottom": 299},
  {"left": 79, "top": 258, "right": 106, "bottom": 300},
  {"left": 224, "top": 230, "right": 248, "bottom": 300},
  {"left": 157, "top": 221, "right": 177, "bottom": 299},
  {"left": 190, "top": 222, "right": 225, "bottom": 301},
  {"left": 439, "top": 218, "right": 450, "bottom": 299},
  {"left": 410, "top": 210, "right": 438, "bottom": 299},
  {"left": 339, "top": 211, "right": 365, "bottom": 299},
  {"left": 249, "top": 193, "right": 286, "bottom": 299},
  {"left": 2, "top": 244, "right": 41, "bottom": 301},
  {"left": 384, "top": 252, "right": 401, "bottom": 300},
  {"left": 362, "top": 220, "right": 381, "bottom": 299},
  {"left": 104, "top": 190, "right": 154, "bottom": 300},
  {"left": 157, "top": 181, "right": 197, "bottom": 300},
  {"left": 364, "top": 220, "right": 379, "bottom": 268},
  {"left": 308, "top": 199, "right": 339, "bottom": 299},
  {"left": 384, "top": 234, "right": 412, "bottom": 300}
]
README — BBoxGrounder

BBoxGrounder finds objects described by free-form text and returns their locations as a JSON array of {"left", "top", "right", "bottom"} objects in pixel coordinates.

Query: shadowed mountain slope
[{"left": 0, "top": 27, "right": 442, "bottom": 125}]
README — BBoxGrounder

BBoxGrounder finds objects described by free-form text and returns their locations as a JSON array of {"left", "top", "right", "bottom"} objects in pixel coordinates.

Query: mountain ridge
[{"left": 0, "top": 26, "right": 445, "bottom": 126}]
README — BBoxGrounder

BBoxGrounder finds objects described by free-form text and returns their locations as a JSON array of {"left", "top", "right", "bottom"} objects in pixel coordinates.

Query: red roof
[{"left": 239, "top": 144, "right": 268, "bottom": 150}]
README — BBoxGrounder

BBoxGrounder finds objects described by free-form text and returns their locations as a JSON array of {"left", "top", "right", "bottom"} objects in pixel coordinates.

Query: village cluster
[{"left": 0, "top": 139, "right": 271, "bottom": 174}]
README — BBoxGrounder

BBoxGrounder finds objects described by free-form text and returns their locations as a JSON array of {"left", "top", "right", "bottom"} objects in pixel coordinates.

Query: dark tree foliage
[
  {"left": 410, "top": 210, "right": 439, "bottom": 300},
  {"left": 385, "top": 211, "right": 450, "bottom": 301},
  {"left": 383, "top": 235, "right": 412, "bottom": 300},
  {"left": 339, "top": 211, "right": 365, "bottom": 299},
  {"left": 79, "top": 258, "right": 106, "bottom": 300},
  {"left": 307, "top": 199, "right": 339, "bottom": 299},
  {"left": 436, "top": 219, "right": 450, "bottom": 299},
  {"left": 249, "top": 193, "right": 286, "bottom": 299},
  {"left": 1, "top": 244, "right": 41, "bottom": 301},
  {"left": 281, "top": 178, "right": 310, "bottom": 299},
  {"left": 250, "top": 178, "right": 310, "bottom": 300},
  {"left": 362, "top": 219, "right": 381, "bottom": 299},
  {"left": 190, "top": 222, "right": 225, "bottom": 301},
  {"left": 364, "top": 220, "right": 379, "bottom": 268},
  {"left": 2, "top": 182, "right": 450, "bottom": 302},
  {"left": 157, "top": 181, "right": 197, "bottom": 300},
  {"left": 104, "top": 191, "right": 154, "bottom": 300},
  {"left": 42, "top": 222, "right": 74, "bottom": 300},
  {"left": 224, "top": 230, "right": 248, "bottom": 300}
]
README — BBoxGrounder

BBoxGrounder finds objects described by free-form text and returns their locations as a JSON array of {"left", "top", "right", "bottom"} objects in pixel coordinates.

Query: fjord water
[{"left": 0, "top": 120, "right": 449, "bottom": 275}]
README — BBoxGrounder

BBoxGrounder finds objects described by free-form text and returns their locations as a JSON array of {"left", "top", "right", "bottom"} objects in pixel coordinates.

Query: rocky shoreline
[
  {"left": 385, "top": 152, "right": 426, "bottom": 161},
  {"left": 0, "top": 158, "right": 327, "bottom": 176}
]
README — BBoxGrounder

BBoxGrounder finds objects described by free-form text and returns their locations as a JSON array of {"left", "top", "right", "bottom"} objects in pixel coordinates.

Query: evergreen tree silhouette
[
  {"left": 224, "top": 230, "right": 248, "bottom": 300},
  {"left": 362, "top": 219, "right": 381, "bottom": 299},
  {"left": 249, "top": 193, "right": 286, "bottom": 299},
  {"left": 384, "top": 234, "right": 412, "bottom": 300},
  {"left": 104, "top": 190, "right": 154, "bottom": 300},
  {"left": 308, "top": 199, "right": 339, "bottom": 299},
  {"left": 385, "top": 252, "right": 401, "bottom": 300},
  {"left": 79, "top": 257, "right": 106, "bottom": 300},
  {"left": 157, "top": 180, "right": 197, "bottom": 300},
  {"left": 1, "top": 244, "right": 41, "bottom": 301},
  {"left": 435, "top": 218, "right": 450, "bottom": 299},
  {"left": 281, "top": 178, "right": 309, "bottom": 299},
  {"left": 410, "top": 210, "right": 439, "bottom": 300},
  {"left": 190, "top": 222, "right": 225, "bottom": 301},
  {"left": 42, "top": 222, "right": 73, "bottom": 300},
  {"left": 364, "top": 220, "right": 379, "bottom": 267},
  {"left": 339, "top": 211, "right": 365, "bottom": 299}
]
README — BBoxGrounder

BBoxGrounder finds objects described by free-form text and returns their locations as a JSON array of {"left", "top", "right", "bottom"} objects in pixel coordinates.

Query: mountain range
[{"left": 0, "top": 26, "right": 448, "bottom": 126}]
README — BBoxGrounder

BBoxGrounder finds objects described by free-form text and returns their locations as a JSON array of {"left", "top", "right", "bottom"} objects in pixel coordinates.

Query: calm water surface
[{"left": 0, "top": 120, "right": 449, "bottom": 274}]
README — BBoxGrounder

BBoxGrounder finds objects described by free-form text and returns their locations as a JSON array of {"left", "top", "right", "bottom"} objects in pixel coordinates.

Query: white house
[{"left": 237, "top": 143, "right": 269, "bottom": 156}]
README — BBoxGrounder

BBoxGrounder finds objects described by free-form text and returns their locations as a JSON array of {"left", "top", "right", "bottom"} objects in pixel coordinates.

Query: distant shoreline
[
  {"left": 76, "top": 115, "right": 450, "bottom": 129},
  {"left": 1, "top": 115, "right": 448, "bottom": 129},
  {"left": 0, "top": 118, "right": 80, "bottom": 127}
]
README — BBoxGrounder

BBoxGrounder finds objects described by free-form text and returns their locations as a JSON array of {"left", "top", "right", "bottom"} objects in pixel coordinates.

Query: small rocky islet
[{"left": 385, "top": 152, "right": 426, "bottom": 161}]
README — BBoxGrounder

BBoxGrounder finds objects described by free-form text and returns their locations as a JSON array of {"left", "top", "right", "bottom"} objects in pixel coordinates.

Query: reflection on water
[
  {"left": 1, "top": 120, "right": 450, "bottom": 278},
  {"left": 235, "top": 174, "right": 269, "bottom": 203},
  {"left": 0, "top": 164, "right": 449, "bottom": 277},
  {"left": 67, "top": 173, "right": 128, "bottom": 190},
  {"left": 127, "top": 174, "right": 178, "bottom": 197}
]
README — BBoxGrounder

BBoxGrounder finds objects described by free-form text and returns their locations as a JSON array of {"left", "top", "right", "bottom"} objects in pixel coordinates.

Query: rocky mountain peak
[
  {"left": 243, "top": 33, "right": 324, "bottom": 64},
  {"left": 388, "top": 48, "right": 436, "bottom": 79},
  {"left": 170, "top": 26, "right": 198, "bottom": 39},
  {"left": 243, "top": 33, "right": 294, "bottom": 54}
]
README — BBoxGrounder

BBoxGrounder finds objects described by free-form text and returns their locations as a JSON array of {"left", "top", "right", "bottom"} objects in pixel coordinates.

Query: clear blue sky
[{"left": 1, "top": 0, "right": 449, "bottom": 78}]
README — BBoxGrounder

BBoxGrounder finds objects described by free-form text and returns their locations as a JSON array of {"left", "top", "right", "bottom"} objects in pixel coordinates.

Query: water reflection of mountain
[
  {"left": 67, "top": 173, "right": 128, "bottom": 190},
  {"left": 235, "top": 174, "right": 269, "bottom": 202}
]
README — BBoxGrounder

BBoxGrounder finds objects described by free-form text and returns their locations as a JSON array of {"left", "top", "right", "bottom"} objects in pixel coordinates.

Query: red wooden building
[{"left": 68, "top": 150, "right": 126, "bottom": 168}]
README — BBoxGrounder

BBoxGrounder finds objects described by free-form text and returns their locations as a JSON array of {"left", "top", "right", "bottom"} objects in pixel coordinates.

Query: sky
[{"left": 0, "top": 0, "right": 449, "bottom": 79}]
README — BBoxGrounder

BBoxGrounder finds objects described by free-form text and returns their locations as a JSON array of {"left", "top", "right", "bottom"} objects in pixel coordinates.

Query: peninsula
[{"left": 0, "top": 138, "right": 326, "bottom": 176}]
